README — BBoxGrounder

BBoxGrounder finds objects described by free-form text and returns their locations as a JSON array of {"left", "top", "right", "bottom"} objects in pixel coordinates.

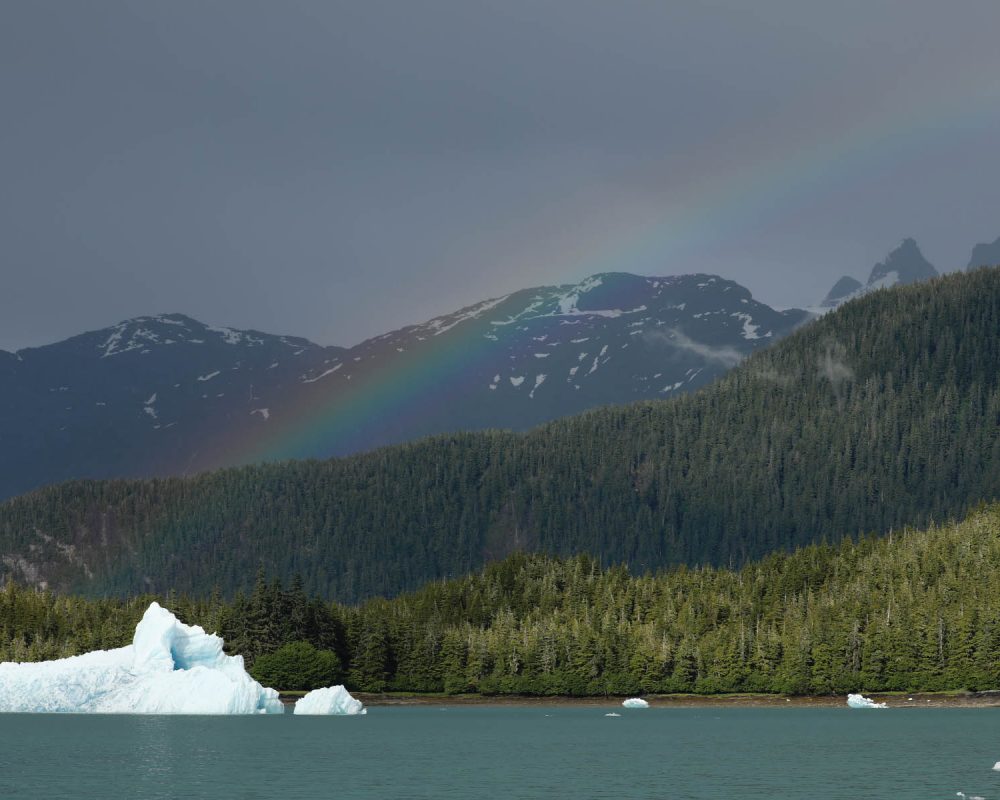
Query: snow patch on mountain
[
  {"left": 154, "top": 315, "right": 189, "bottom": 327},
  {"left": 556, "top": 275, "right": 603, "bottom": 314},
  {"left": 731, "top": 313, "right": 761, "bottom": 340},
  {"left": 301, "top": 364, "right": 343, "bottom": 383},
  {"left": 206, "top": 326, "right": 264, "bottom": 347},
  {"left": 422, "top": 294, "right": 513, "bottom": 336}
]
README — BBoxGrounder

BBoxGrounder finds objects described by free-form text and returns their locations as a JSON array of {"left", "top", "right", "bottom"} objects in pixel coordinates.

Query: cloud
[
  {"left": 817, "top": 342, "right": 854, "bottom": 405},
  {"left": 645, "top": 328, "right": 745, "bottom": 368}
]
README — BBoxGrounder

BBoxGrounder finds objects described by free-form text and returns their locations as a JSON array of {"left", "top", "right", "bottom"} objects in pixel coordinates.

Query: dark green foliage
[
  {"left": 1, "top": 269, "right": 1000, "bottom": 602},
  {"left": 250, "top": 641, "right": 342, "bottom": 691},
  {"left": 5, "top": 505, "right": 1000, "bottom": 695}
]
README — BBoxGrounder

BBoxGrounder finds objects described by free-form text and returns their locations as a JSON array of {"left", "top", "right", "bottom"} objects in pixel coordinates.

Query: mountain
[
  {"left": 819, "top": 238, "right": 939, "bottom": 309},
  {"left": 819, "top": 276, "right": 863, "bottom": 308},
  {"left": 968, "top": 235, "right": 1000, "bottom": 270},
  {"left": 2, "top": 268, "right": 998, "bottom": 602},
  {"left": 0, "top": 315, "right": 339, "bottom": 501},
  {"left": 866, "top": 237, "right": 938, "bottom": 287},
  {"left": 0, "top": 273, "right": 807, "bottom": 500}
]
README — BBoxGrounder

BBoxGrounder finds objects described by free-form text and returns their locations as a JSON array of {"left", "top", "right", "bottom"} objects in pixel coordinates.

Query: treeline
[
  {"left": 2, "top": 268, "right": 1000, "bottom": 602},
  {"left": 4, "top": 505, "right": 1000, "bottom": 695}
]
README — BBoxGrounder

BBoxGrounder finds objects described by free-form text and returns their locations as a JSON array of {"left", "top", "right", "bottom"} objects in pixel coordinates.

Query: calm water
[{"left": 0, "top": 706, "right": 998, "bottom": 799}]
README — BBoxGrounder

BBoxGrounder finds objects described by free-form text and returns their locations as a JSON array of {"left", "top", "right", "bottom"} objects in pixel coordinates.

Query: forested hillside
[
  {"left": 1, "top": 268, "right": 999, "bottom": 601},
  {"left": 0, "top": 273, "right": 803, "bottom": 500},
  {"left": 4, "top": 506, "right": 1000, "bottom": 696}
]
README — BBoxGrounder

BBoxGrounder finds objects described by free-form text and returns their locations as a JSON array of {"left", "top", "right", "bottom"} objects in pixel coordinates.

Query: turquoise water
[{"left": 0, "top": 706, "right": 998, "bottom": 799}]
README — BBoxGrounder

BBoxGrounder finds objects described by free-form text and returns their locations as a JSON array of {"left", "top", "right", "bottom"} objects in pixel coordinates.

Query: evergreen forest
[
  {"left": 3, "top": 505, "right": 1000, "bottom": 696},
  {"left": 1, "top": 268, "right": 999, "bottom": 602}
]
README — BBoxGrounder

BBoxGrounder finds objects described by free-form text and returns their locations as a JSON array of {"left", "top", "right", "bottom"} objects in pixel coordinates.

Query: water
[{"left": 0, "top": 705, "right": 997, "bottom": 799}]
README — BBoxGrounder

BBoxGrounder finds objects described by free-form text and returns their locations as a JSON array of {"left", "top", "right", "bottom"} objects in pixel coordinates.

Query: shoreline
[{"left": 280, "top": 690, "right": 1000, "bottom": 708}]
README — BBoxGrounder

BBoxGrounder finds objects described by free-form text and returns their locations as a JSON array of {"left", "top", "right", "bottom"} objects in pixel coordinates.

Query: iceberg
[
  {"left": 293, "top": 685, "right": 366, "bottom": 715},
  {"left": 846, "top": 693, "right": 887, "bottom": 709},
  {"left": 0, "top": 602, "right": 282, "bottom": 714},
  {"left": 622, "top": 697, "right": 650, "bottom": 709}
]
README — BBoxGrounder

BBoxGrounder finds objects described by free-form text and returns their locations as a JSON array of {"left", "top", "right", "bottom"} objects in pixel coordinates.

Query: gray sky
[{"left": 3, "top": 1, "right": 1000, "bottom": 352}]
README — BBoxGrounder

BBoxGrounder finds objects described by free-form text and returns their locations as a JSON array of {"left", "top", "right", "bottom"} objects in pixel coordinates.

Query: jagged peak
[
  {"left": 968, "top": 235, "right": 1000, "bottom": 270},
  {"left": 821, "top": 276, "right": 864, "bottom": 308},
  {"left": 868, "top": 238, "right": 938, "bottom": 287}
]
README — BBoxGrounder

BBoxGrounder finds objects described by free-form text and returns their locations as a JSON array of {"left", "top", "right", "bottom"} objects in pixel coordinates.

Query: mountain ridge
[
  {"left": 2, "top": 267, "right": 997, "bottom": 602},
  {"left": 819, "top": 238, "right": 940, "bottom": 310},
  {"left": 867, "top": 237, "right": 938, "bottom": 286},
  {"left": 0, "top": 272, "right": 807, "bottom": 500},
  {"left": 969, "top": 235, "right": 1000, "bottom": 270}
]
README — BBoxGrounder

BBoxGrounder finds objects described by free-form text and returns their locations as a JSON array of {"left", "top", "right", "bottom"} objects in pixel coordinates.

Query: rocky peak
[
  {"left": 968, "top": 236, "right": 1000, "bottom": 270},
  {"left": 867, "top": 238, "right": 938, "bottom": 288}
]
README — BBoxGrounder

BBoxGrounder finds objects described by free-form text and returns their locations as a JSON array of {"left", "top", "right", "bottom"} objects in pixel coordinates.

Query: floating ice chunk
[
  {"left": 605, "top": 712, "right": 622, "bottom": 717},
  {"left": 294, "top": 685, "right": 366, "bottom": 715},
  {"left": 847, "top": 693, "right": 887, "bottom": 709},
  {"left": 622, "top": 697, "right": 650, "bottom": 709},
  {"left": 0, "top": 603, "right": 282, "bottom": 714},
  {"left": 993, "top": 761, "right": 1000, "bottom": 771}
]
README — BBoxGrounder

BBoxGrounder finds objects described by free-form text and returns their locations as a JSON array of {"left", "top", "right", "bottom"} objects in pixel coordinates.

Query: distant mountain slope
[
  {"left": 819, "top": 238, "right": 939, "bottom": 309},
  {"left": 968, "top": 235, "right": 1000, "bottom": 270},
  {"left": 0, "top": 273, "right": 807, "bottom": 499},
  {"left": 866, "top": 237, "right": 938, "bottom": 287},
  {"left": 0, "top": 315, "right": 339, "bottom": 500},
  {"left": 2, "top": 268, "right": 998, "bottom": 602},
  {"left": 819, "top": 275, "right": 863, "bottom": 308}
]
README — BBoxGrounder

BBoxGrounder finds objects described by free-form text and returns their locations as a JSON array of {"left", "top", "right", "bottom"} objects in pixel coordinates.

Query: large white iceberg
[
  {"left": 622, "top": 697, "right": 650, "bottom": 709},
  {"left": 293, "top": 685, "right": 366, "bottom": 715},
  {"left": 0, "top": 602, "right": 282, "bottom": 714},
  {"left": 846, "top": 693, "right": 887, "bottom": 709}
]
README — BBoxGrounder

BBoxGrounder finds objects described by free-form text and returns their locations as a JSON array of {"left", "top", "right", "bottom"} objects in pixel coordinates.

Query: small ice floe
[
  {"left": 847, "top": 693, "right": 887, "bottom": 709},
  {"left": 956, "top": 793, "right": 985, "bottom": 800},
  {"left": 622, "top": 698, "right": 650, "bottom": 709},
  {"left": 993, "top": 761, "right": 1000, "bottom": 772},
  {"left": 605, "top": 712, "right": 622, "bottom": 717},
  {"left": 293, "top": 685, "right": 366, "bottom": 715}
]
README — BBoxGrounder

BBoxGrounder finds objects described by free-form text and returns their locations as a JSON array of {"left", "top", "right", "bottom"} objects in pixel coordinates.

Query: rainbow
[
  {"left": 216, "top": 312, "right": 512, "bottom": 466},
  {"left": 208, "top": 68, "right": 1000, "bottom": 469}
]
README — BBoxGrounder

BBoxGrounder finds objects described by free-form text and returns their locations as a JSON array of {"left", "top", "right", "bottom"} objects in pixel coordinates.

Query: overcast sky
[{"left": 2, "top": 1, "right": 1000, "bottom": 351}]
